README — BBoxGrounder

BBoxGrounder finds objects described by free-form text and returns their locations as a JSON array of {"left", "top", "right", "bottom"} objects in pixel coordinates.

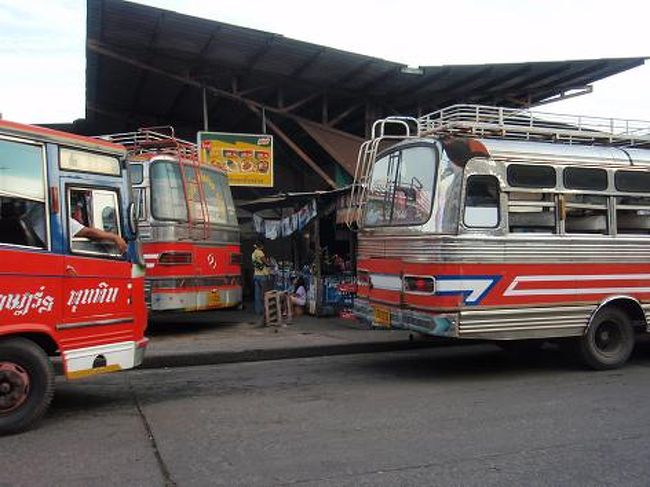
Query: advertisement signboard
[{"left": 198, "top": 132, "right": 274, "bottom": 187}]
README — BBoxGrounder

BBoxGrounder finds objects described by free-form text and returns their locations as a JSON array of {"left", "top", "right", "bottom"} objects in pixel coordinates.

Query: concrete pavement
[
  {"left": 143, "top": 306, "right": 442, "bottom": 369},
  {"left": 6, "top": 344, "right": 650, "bottom": 486}
]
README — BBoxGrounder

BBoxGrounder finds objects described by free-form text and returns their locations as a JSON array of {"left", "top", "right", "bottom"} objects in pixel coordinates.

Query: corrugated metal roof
[
  {"left": 83, "top": 0, "right": 646, "bottom": 195},
  {"left": 85, "top": 0, "right": 646, "bottom": 137}
]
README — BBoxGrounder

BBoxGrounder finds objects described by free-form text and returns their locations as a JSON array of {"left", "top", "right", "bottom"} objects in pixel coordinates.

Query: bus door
[{"left": 59, "top": 180, "right": 138, "bottom": 377}]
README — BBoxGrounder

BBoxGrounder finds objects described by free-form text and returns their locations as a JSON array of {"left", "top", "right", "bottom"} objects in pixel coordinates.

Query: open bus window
[
  {"left": 507, "top": 192, "right": 556, "bottom": 233},
  {"left": 363, "top": 145, "right": 436, "bottom": 227},
  {"left": 0, "top": 197, "right": 46, "bottom": 248},
  {"left": 68, "top": 188, "right": 123, "bottom": 257},
  {"left": 0, "top": 138, "right": 47, "bottom": 248},
  {"left": 616, "top": 196, "right": 650, "bottom": 235},
  {"left": 564, "top": 194, "right": 608, "bottom": 235},
  {"left": 464, "top": 175, "right": 500, "bottom": 228}
]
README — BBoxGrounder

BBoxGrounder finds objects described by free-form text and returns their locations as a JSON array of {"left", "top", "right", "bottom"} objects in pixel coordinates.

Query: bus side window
[
  {"left": 69, "top": 188, "right": 123, "bottom": 257},
  {"left": 616, "top": 196, "right": 650, "bottom": 235},
  {"left": 464, "top": 175, "right": 500, "bottom": 228},
  {"left": 134, "top": 188, "right": 147, "bottom": 221},
  {"left": 564, "top": 194, "right": 609, "bottom": 235},
  {"left": 0, "top": 138, "right": 47, "bottom": 248},
  {"left": 507, "top": 192, "right": 557, "bottom": 234}
]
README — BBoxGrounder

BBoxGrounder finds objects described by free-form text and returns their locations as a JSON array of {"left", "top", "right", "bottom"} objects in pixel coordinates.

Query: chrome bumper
[{"left": 354, "top": 298, "right": 458, "bottom": 338}]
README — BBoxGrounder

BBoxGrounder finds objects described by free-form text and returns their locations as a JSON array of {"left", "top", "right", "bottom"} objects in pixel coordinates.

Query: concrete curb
[{"left": 141, "top": 339, "right": 444, "bottom": 369}]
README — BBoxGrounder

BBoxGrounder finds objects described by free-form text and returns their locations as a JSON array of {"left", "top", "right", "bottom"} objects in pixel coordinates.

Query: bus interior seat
[{"left": 0, "top": 200, "right": 43, "bottom": 247}]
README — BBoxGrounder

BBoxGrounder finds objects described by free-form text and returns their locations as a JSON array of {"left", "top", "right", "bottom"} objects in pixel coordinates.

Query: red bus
[
  {"left": 103, "top": 128, "right": 242, "bottom": 313},
  {"left": 0, "top": 119, "right": 147, "bottom": 434}
]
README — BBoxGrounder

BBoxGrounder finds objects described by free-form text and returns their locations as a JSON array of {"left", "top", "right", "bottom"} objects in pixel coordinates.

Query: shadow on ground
[
  {"left": 146, "top": 305, "right": 258, "bottom": 336},
  {"left": 354, "top": 335, "right": 650, "bottom": 383}
]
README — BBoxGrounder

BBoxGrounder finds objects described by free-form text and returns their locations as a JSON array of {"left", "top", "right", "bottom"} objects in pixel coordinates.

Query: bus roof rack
[
  {"left": 417, "top": 104, "right": 650, "bottom": 148},
  {"left": 99, "top": 126, "right": 198, "bottom": 159}
]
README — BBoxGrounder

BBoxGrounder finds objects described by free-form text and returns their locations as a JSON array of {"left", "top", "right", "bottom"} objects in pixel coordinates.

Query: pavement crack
[{"left": 128, "top": 378, "right": 177, "bottom": 487}]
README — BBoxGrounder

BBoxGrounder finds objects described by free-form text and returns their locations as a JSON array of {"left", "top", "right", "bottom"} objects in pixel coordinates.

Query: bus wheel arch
[
  {"left": 579, "top": 298, "right": 641, "bottom": 370},
  {"left": 0, "top": 337, "right": 55, "bottom": 435}
]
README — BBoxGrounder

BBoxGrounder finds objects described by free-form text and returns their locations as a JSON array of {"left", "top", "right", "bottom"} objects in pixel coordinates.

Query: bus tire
[
  {"left": 0, "top": 338, "right": 55, "bottom": 435},
  {"left": 578, "top": 308, "right": 634, "bottom": 370}
]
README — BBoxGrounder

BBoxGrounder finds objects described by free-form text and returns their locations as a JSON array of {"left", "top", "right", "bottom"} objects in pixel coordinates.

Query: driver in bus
[{"left": 69, "top": 216, "right": 128, "bottom": 254}]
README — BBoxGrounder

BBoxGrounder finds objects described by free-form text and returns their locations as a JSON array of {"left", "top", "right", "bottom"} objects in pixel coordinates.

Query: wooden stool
[{"left": 264, "top": 290, "right": 292, "bottom": 326}]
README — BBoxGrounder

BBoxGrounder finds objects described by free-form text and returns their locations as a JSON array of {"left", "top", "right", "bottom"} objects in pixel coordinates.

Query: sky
[{"left": 0, "top": 0, "right": 648, "bottom": 125}]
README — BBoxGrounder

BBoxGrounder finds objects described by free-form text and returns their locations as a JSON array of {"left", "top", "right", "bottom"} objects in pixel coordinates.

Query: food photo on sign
[{"left": 198, "top": 132, "right": 274, "bottom": 187}]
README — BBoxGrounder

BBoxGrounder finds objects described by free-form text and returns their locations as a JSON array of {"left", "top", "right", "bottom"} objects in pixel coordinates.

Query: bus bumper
[
  {"left": 354, "top": 298, "right": 458, "bottom": 338},
  {"left": 64, "top": 337, "right": 149, "bottom": 380},
  {"left": 150, "top": 287, "right": 243, "bottom": 312}
]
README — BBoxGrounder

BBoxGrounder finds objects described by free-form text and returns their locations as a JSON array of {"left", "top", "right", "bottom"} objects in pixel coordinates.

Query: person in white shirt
[
  {"left": 290, "top": 277, "right": 307, "bottom": 313},
  {"left": 70, "top": 217, "right": 128, "bottom": 253}
]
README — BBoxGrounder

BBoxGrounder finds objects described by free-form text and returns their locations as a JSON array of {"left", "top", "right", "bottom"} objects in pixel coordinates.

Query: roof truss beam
[{"left": 290, "top": 48, "right": 326, "bottom": 78}]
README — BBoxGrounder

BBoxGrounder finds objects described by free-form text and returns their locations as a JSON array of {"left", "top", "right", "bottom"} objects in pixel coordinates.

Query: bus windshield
[
  {"left": 150, "top": 160, "right": 237, "bottom": 226},
  {"left": 150, "top": 161, "right": 188, "bottom": 221},
  {"left": 200, "top": 168, "right": 238, "bottom": 226},
  {"left": 363, "top": 145, "right": 437, "bottom": 227}
]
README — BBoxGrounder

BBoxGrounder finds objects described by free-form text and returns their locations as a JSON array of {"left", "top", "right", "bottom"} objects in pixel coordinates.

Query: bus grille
[{"left": 144, "top": 280, "right": 152, "bottom": 307}]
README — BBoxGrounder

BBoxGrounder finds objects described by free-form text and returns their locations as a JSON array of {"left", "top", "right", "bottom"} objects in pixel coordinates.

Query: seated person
[{"left": 289, "top": 277, "right": 307, "bottom": 315}]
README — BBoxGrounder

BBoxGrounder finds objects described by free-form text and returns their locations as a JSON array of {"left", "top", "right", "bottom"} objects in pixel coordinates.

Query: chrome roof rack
[{"left": 417, "top": 104, "right": 650, "bottom": 148}]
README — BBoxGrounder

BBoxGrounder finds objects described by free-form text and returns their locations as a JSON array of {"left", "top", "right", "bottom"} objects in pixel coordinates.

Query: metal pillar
[{"left": 202, "top": 86, "right": 209, "bottom": 131}]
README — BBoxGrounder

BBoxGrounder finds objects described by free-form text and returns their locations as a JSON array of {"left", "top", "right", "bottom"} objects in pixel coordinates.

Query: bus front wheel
[
  {"left": 578, "top": 308, "right": 634, "bottom": 370},
  {"left": 0, "top": 338, "right": 55, "bottom": 435}
]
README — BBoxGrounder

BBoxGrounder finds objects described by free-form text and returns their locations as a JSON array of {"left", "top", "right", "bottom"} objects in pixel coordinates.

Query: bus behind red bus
[{"left": 103, "top": 128, "right": 242, "bottom": 313}]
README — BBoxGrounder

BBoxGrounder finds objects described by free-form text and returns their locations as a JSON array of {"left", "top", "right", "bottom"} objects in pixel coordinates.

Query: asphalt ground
[{"left": 4, "top": 341, "right": 650, "bottom": 486}]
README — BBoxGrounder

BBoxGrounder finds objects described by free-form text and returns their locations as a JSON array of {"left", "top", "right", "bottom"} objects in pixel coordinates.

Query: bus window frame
[
  {"left": 128, "top": 163, "right": 144, "bottom": 185},
  {"left": 149, "top": 159, "right": 190, "bottom": 223},
  {"left": 505, "top": 188, "right": 559, "bottom": 235},
  {"left": 614, "top": 169, "right": 650, "bottom": 194},
  {"left": 501, "top": 164, "right": 650, "bottom": 237},
  {"left": 614, "top": 192, "right": 650, "bottom": 236},
  {"left": 134, "top": 187, "right": 148, "bottom": 221},
  {"left": 362, "top": 142, "right": 439, "bottom": 228},
  {"left": 66, "top": 184, "right": 126, "bottom": 260},
  {"left": 462, "top": 174, "right": 501, "bottom": 230},
  {"left": 58, "top": 145, "right": 122, "bottom": 177},
  {"left": 200, "top": 165, "right": 238, "bottom": 227},
  {"left": 0, "top": 134, "right": 51, "bottom": 251},
  {"left": 507, "top": 163, "right": 557, "bottom": 189},
  {"left": 562, "top": 193, "right": 610, "bottom": 236}
]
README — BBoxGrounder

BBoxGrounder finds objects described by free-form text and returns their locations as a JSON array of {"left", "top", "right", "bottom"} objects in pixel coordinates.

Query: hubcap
[
  {"left": 594, "top": 321, "right": 622, "bottom": 355},
  {"left": 0, "top": 362, "right": 30, "bottom": 413}
]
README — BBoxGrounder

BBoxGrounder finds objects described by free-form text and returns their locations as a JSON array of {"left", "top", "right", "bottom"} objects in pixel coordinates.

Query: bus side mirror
[{"left": 128, "top": 202, "right": 139, "bottom": 238}]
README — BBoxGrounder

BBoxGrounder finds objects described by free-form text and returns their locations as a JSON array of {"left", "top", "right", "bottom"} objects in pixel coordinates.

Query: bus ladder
[
  {"left": 346, "top": 117, "right": 418, "bottom": 229},
  {"left": 104, "top": 126, "right": 211, "bottom": 239},
  {"left": 135, "top": 127, "right": 210, "bottom": 239},
  {"left": 177, "top": 156, "right": 210, "bottom": 240}
]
